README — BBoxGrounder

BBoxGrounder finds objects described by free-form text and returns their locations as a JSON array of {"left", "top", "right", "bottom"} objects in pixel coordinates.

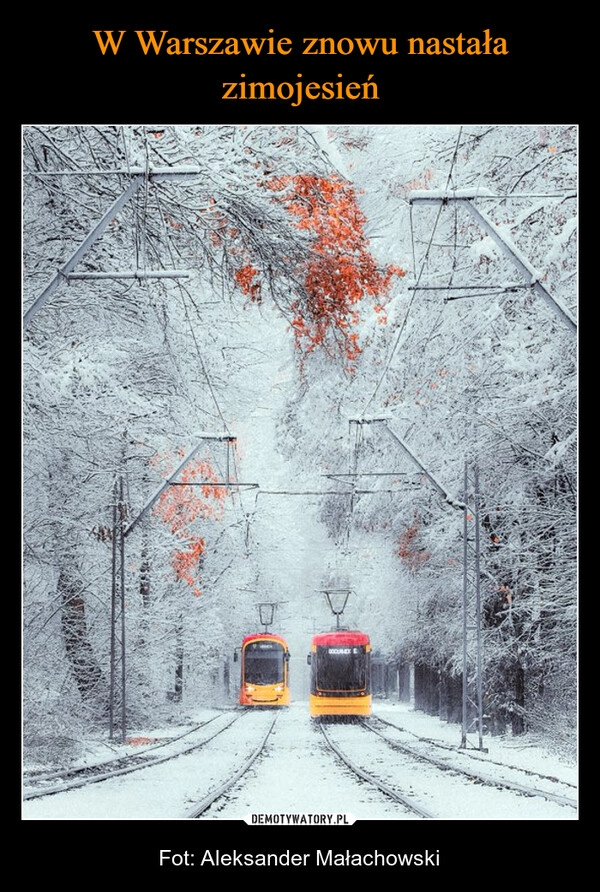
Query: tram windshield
[
  {"left": 315, "top": 645, "right": 369, "bottom": 692},
  {"left": 244, "top": 642, "right": 285, "bottom": 685}
]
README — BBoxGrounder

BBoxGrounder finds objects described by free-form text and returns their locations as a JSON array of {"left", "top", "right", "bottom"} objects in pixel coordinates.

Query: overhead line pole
[
  {"left": 409, "top": 192, "right": 577, "bottom": 334},
  {"left": 23, "top": 167, "right": 212, "bottom": 329},
  {"left": 348, "top": 417, "right": 485, "bottom": 748},
  {"left": 66, "top": 271, "right": 191, "bottom": 281},
  {"left": 23, "top": 174, "right": 145, "bottom": 328},
  {"left": 109, "top": 434, "right": 239, "bottom": 740},
  {"left": 461, "top": 463, "right": 485, "bottom": 751},
  {"left": 26, "top": 166, "right": 208, "bottom": 177}
]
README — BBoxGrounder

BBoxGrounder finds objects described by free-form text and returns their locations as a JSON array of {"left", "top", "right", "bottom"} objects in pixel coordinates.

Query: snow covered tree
[
  {"left": 22, "top": 123, "right": 577, "bottom": 761},
  {"left": 276, "top": 124, "right": 577, "bottom": 744},
  {"left": 22, "top": 124, "right": 351, "bottom": 739}
]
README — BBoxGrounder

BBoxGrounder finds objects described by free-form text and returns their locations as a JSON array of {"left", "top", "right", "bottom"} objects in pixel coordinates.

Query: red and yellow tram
[
  {"left": 307, "top": 630, "right": 372, "bottom": 718},
  {"left": 236, "top": 633, "right": 291, "bottom": 707}
]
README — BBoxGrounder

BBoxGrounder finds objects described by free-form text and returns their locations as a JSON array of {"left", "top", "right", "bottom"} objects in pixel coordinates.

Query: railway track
[
  {"left": 22, "top": 705, "right": 577, "bottom": 821},
  {"left": 365, "top": 714, "right": 577, "bottom": 811},
  {"left": 23, "top": 711, "right": 241, "bottom": 801},
  {"left": 318, "top": 716, "right": 576, "bottom": 820},
  {"left": 318, "top": 721, "right": 437, "bottom": 819},
  {"left": 186, "top": 711, "right": 279, "bottom": 818},
  {"left": 372, "top": 712, "right": 578, "bottom": 790}
]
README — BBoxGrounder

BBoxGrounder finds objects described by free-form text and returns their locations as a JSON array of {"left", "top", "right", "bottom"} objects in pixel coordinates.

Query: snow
[
  {"left": 22, "top": 700, "right": 577, "bottom": 822},
  {"left": 409, "top": 187, "right": 496, "bottom": 199}
]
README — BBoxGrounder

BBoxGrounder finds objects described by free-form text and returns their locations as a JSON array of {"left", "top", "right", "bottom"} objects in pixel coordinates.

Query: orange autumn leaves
[
  {"left": 151, "top": 452, "right": 226, "bottom": 596},
  {"left": 397, "top": 514, "right": 431, "bottom": 574},
  {"left": 235, "top": 174, "right": 405, "bottom": 365},
  {"left": 234, "top": 263, "right": 261, "bottom": 301}
]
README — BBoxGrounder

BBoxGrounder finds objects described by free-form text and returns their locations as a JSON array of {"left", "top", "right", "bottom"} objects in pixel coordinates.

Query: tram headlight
[
  {"left": 274, "top": 684, "right": 284, "bottom": 692},
  {"left": 245, "top": 684, "right": 256, "bottom": 693}
]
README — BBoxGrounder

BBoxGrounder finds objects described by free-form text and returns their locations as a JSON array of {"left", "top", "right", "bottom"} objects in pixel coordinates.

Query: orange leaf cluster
[
  {"left": 172, "top": 537, "right": 206, "bottom": 593},
  {"left": 164, "top": 213, "right": 183, "bottom": 231},
  {"left": 234, "top": 264, "right": 261, "bottom": 302},
  {"left": 268, "top": 174, "right": 405, "bottom": 363},
  {"left": 150, "top": 452, "right": 227, "bottom": 595},
  {"left": 397, "top": 517, "right": 431, "bottom": 574},
  {"left": 151, "top": 455, "right": 226, "bottom": 529}
]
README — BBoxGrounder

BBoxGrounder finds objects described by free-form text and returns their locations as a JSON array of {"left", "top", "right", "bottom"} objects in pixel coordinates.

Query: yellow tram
[
  {"left": 308, "top": 630, "right": 372, "bottom": 718},
  {"left": 237, "top": 633, "right": 291, "bottom": 707}
]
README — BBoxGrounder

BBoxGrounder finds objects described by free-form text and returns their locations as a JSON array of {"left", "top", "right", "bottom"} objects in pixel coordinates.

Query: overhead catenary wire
[
  {"left": 61, "top": 134, "right": 249, "bottom": 532},
  {"left": 253, "top": 486, "right": 427, "bottom": 498},
  {"left": 23, "top": 174, "right": 147, "bottom": 328},
  {"left": 159, "top": 282, "right": 251, "bottom": 525},
  {"left": 152, "top": 185, "right": 253, "bottom": 526},
  {"left": 150, "top": 177, "right": 233, "bottom": 441},
  {"left": 409, "top": 194, "right": 577, "bottom": 334},
  {"left": 361, "top": 126, "right": 464, "bottom": 416}
]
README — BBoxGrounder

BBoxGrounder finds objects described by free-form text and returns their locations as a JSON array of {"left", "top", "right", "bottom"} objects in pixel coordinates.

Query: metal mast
[
  {"left": 461, "top": 462, "right": 486, "bottom": 751},
  {"left": 108, "top": 435, "right": 256, "bottom": 741},
  {"left": 408, "top": 192, "right": 577, "bottom": 335},
  {"left": 109, "top": 476, "right": 128, "bottom": 742},
  {"left": 345, "top": 417, "right": 487, "bottom": 748}
]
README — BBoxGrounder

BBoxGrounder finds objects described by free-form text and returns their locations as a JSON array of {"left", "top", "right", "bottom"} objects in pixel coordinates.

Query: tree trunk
[
  {"left": 512, "top": 663, "right": 526, "bottom": 735},
  {"left": 173, "top": 622, "right": 184, "bottom": 702},
  {"left": 59, "top": 569, "right": 106, "bottom": 706},
  {"left": 140, "top": 545, "right": 151, "bottom": 609},
  {"left": 439, "top": 670, "right": 462, "bottom": 724},
  {"left": 414, "top": 663, "right": 439, "bottom": 715},
  {"left": 397, "top": 663, "right": 412, "bottom": 702}
]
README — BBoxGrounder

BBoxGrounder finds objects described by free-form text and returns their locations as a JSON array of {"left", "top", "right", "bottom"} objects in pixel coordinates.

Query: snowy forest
[{"left": 22, "top": 124, "right": 577, "bottom": 765}]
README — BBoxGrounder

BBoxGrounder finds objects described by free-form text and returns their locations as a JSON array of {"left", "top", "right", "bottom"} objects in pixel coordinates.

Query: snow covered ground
[{"left": 22, "top": 699, "right": 577, "bottom": 822}]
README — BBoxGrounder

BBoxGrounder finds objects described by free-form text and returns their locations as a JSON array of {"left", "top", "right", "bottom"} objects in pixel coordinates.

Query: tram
[
  {"left": 236, "top": 633, "right": 291, "bottom": 707},
  {"left": 307, "top": 630, "right": 372, "bottom": 718}
]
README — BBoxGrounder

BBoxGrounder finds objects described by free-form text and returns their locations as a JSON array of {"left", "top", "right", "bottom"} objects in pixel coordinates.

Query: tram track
[
  {"left": 372, "top": 712, "right": 578, "bottom": 791},
  {"left": 364, "top": 715, "right": 577, "bottom": 810},
  {"left": 318, "top": 722, "right": 437, "bottom": 819},
  {"left": 23, "top": 710, "right": 242, "bottom": 801},
  {"left": 186, "top": 711, "right": 279, "bottom": 818},
  {"left": 22, "top": 705, "right": 577, "bottom": 820},
  {"left": 319, "top": 716, "right": 576, "bottom": 820}
]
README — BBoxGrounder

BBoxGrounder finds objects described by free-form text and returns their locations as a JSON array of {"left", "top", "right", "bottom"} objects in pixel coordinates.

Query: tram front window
[
  {"left": 316, "top": 647, "right": 368, "bottom": 692},
  {"left": 244, "top": 644, "right": 284, "bottom": 685}
]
